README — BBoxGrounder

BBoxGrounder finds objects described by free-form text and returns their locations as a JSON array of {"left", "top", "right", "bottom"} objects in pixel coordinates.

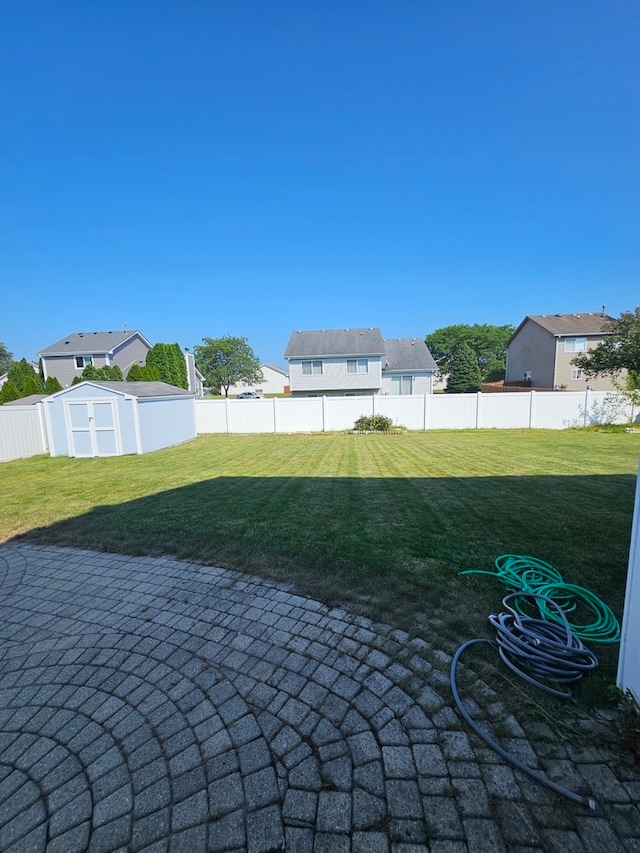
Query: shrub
[{"left": 354, "top": 413, "right": 395, "bottom": 432}]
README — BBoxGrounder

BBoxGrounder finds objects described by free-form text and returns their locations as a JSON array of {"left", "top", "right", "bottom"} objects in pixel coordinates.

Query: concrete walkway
[{"left": 0, "top": 543, "right": 638, "bottom": 853}]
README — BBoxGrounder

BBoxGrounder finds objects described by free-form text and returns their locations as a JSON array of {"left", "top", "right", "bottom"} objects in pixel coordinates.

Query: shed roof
[
  {"left": 383, "top": 338, "right": 437, "bottom": 372},
  {"left": 50, "top": 381, "right": 194, "bottom": 399},
  {"left": 509, "top": 313, "right": 614, "bottom": 344},
  {"left": 284, "top": 328, "right": 385, "bottom": 358},
  {"left": 3, "top": 394, "right": 49, "bottom": 406},
  {"left": 39, "top": 330, "right": 151, "bottom": 356}
]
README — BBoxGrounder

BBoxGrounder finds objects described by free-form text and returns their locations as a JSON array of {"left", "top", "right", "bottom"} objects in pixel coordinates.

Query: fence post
[
  {"left": 529, "top": 390, "right": 536, "bottom": 428},
  {"left": 423, "top": 394, "right": 428, "bottom": 431},
  {"left": 617, "top": 458, "right": 640, "bottom": 703},
  {"left": 475, "top": 392, "right": 482, "bottom": 429},
  {"left": 225, "top": 397, "right": 230, "bottom": 434},
  {"left": 273, "top": 397, "right": 278, "bottom": 434},
  {"left": 322, "top": 396, "right": 327, "bottom": 432},
  {"left": 583, "top": 387, "right": 591, "bottom": 427}
]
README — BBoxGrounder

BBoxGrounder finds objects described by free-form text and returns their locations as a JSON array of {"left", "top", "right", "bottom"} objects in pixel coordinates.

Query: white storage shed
[{"left": 43, "top": 381, "right": 196, "bottom": 457}]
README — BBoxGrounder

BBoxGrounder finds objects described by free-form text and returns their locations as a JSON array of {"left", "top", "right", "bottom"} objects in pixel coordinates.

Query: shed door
[{"left": 66, "top": 401, "right": 119, "bottom": 457}]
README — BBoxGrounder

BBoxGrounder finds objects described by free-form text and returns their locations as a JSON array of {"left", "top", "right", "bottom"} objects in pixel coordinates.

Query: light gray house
[
  {"left": 227, "top": 363, "right": 289, "bottom": 396},
  {"left": 505, "top": 312, "right": 620, "bottom": 391},
  {"left": 43, "top": 381, "right": 195, "bottom": 457},
  {"left": 284, "top": 328, "right": 437, "bottom": 397},
  {"left": 39, "top": 330, "right": 152, "bottom": 388}
]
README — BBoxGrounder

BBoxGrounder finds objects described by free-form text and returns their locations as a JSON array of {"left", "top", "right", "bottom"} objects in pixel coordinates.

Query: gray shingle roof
[
  {"left": 262, "top": 363, "right": 288, "bottom": 376},
  {"left": 39, "top": 330, "right": 150, "bottom": 356},
  {"left": 3, "top": 394, "right": 49, "bottom": 406},
  {"left": 284, "top": 328, "right": 385, "bottom": 358},
  {"left": 383, "top": 338, "right": 437, "bottom": 372},
  {"left": 69, "top": 381, "right": 193, "bottom": 398},
  {"left": 513, "top": 313, "right": 614, "bottom": 340}
]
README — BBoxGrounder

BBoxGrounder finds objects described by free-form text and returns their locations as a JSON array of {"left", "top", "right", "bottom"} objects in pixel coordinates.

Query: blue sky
[{"left": 1, "top": 1, "right": 638, "bottom": 367}]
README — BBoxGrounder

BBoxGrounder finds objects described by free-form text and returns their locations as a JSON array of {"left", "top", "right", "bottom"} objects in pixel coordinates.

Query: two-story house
[
  {"left": 39, "top": 330, "right": 153, "bottom": 388},
  {"left": 284, "top": 328, "right": 437, "bottom": 397},
  {"left": 505, "top": 312, "right": 620, "bottom": 391}
]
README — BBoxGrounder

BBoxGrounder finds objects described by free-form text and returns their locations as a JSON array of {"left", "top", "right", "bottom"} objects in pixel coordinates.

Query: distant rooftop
[
  {"left": 526, "top": 313, "right": 613, "bottom": 337},
  {"left": 39, "top": 330, "right": 150, "bottom": 356},
  {"left": 284, "top": 328, "right": 385, "bottom": 358}
]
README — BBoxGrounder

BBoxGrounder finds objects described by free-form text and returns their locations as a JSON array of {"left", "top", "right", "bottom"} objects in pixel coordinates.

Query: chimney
[{"left": 602, "top": 305, "right": 606, "bottom": 317}]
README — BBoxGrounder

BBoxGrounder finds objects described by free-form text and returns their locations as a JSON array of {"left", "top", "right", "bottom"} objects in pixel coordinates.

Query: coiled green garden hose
[{"left": 461, "top": 554, "right": 620, "bottom": 644}]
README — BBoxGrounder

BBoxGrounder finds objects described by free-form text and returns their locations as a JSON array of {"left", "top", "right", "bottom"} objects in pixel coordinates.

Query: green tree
[
  {"left": 194, "top": 335, "right": 262, "bottom": 397},
  {"left": 446, "top": 342, "right": 482, "bottom": 393},
  {"left": 44, "top": 376, "right": 63, "bottom": 394},
  {"left": 0, "top": 342, "right": 14, "bottom": 375},
  {"left": 425, "top": 323, "right": 514, "bottom": 381},
  {"left": 127, "top": 363, "right": 161, "bottom": 381},
  {"left": 572, "top": 307, "right": 640, "bottom": 377},
  {"left": 7, "top": 358, "right": 39, "bottom": 394},
  {"left": 0, "top": 379, "right": 21, "bottom": 404},
  {"left": 146, "top": 343, "right": 188, "bottom": 388}
]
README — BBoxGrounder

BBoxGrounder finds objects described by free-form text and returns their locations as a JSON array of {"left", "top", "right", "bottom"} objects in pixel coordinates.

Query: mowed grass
[{"left": 3, "top": 430, "right": 638, "bottom": 649}]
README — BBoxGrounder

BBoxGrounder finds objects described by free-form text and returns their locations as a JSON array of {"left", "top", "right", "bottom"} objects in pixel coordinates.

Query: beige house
[{"left": 505, "top": 312, "right": 621, "bottom": 391}]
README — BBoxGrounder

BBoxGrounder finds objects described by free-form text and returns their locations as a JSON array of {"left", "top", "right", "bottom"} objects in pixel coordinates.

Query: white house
[
  {"left": 284, "top": 328, "right": 437, "bottom": 397},
  {"left": 227, "top": 363, "right": 289, "bottom": 396}
]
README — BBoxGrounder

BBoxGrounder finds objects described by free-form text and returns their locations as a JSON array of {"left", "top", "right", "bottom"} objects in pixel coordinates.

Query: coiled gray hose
[{"left": 450, "top": 593, "right": 598, "bottom": 809}]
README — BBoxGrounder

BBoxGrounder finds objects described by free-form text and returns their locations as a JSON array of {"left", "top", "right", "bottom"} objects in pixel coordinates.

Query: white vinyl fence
[
  {"left": 196, "top": 390, "right": 636, "bottom": 434},
  {"left": 1, "top": 391, "right": 636, "bottom": 460},
  {"left": 618, "top": 457, "right": 640, "bottom": 705},
  {"left": 0, "top": 404, "right": 49, "bottom": 461}
]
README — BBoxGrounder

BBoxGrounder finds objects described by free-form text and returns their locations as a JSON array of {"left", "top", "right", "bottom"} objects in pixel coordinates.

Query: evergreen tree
[
  {"left": 44, "top": 376, "right": 63, "bottom": 393},
  {"left": 22, "top": 372, "right": 43, "bottom": 396},
  {"left": 0, "top": 379, "right": 21, "bottom": 404},
  {"left": 446, "top": 342, "right": 483, "bottom": 393},
  {"left": 146, "top": 343, "right": 188, "bottom": 388},
  {"left": 7, "top": 359, "right": 39, "bottom": 394},
  {"left": 127, "top": 364, "right": 161, "bottom": 381}
]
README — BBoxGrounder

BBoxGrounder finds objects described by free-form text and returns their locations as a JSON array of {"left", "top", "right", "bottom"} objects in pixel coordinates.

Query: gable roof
[
  {"left": 39, "top": 330, "right": 152, "bottom": 357},
  {"left": 284, "top": 328, "right": 385, "bottom": 359},
  {"left": 262, "top": 363, "right": 288, "bottom": 377},
  {"left": 383, "top": 338, "right": 437, "bottom": 372},
  {"left": 508, "top": 313, "right": 614, "bottom": 345},
  {"left": 50, "top": 381, "right": 193, "bottom": 399}
]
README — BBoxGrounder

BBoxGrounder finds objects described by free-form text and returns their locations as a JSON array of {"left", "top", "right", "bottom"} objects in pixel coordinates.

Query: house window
[
  {"left": 523, "top": 371, "right": 532, "bottom": 381},
  {"left": 571, "top": 368, "right": 583, "bottom": 380},
  {"left": 391, "top": 375, "right": 413, "bottom": 395},
  {"left": 347, "top": 358, "right": 368, "bottom": 374},
  {"left": 75, "top": 356, "right": 93, "bottom": 369},
  {"left": 564, "top": 338, "right": 587, "bottom": 353},
  {"left": 301, "top": 360, "right": 323, "bottom": 375}
]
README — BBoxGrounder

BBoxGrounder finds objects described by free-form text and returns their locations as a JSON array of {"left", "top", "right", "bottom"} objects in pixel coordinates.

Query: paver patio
[{"left": 0, "top": 543, "right": 638, "bottom": 852}]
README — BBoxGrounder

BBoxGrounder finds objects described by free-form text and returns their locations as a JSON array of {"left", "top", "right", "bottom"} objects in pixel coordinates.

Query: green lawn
[{"left": 3, "top": 428, "right": 638, "bottom": 732}]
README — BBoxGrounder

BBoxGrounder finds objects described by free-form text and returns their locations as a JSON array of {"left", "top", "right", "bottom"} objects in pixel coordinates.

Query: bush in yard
[{"left": 354, "top": 413, "right": 395, "bottom": 432}]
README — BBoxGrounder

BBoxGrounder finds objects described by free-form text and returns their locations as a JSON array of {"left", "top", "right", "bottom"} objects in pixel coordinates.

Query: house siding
[
  {"left": 41, "top": 334, "right": 151, "bottom": 387},
  {"left": 289, "top": 357, "right": 383, "bottom": 395},
  {"left": 381, "top": 373, "right": 433, "bottom": 395},
  {"left": 505, "top": 322, "right": 556, "bottom": 388},
  {"left": 554, "top": 337, "right": 620, "bottom": 390}
]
